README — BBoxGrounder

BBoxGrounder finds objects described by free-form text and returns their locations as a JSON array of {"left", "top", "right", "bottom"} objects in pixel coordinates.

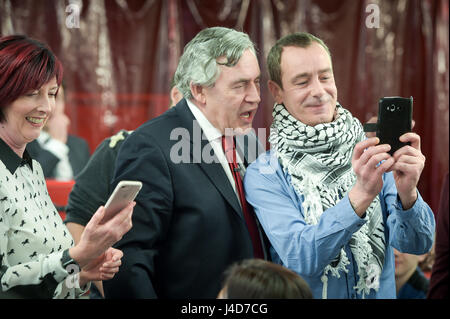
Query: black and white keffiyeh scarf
[{"left": 269, "top": 103, "right": 386, "bottom": 299}]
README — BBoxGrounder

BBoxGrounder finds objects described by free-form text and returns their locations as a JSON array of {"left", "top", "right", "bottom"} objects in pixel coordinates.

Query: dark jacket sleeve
[
  {"left": 103, "top": 130, "right": 173, "bottom": 299},
  {"left": 65, "top": 138, "right": 115, "bottom": 226}
]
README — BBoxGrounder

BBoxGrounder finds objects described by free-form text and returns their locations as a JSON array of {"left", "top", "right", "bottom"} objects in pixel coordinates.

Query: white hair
[{"left": 174, "top": 27, "right": 257, "bottom": 100}]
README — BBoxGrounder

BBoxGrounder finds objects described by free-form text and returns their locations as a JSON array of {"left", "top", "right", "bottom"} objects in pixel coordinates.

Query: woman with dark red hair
[{"left": 0, "top": 35, "right": 135, "bottom": 299}]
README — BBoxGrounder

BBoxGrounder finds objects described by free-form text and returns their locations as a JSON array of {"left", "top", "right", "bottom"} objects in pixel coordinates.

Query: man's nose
[
  {"left": 245, "top": 82, "right": 261, "bottom": 104},
  {"left": 310, "top": 77, "right": 326, "bottom": 99}
]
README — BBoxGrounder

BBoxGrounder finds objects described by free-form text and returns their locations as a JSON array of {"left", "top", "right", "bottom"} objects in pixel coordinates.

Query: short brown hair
[
  {"left": 221, "top": 259, "right": 313, "bottom": 299},
  {"left": 267, "top": 32, "right": 331, "bottom": 88}
]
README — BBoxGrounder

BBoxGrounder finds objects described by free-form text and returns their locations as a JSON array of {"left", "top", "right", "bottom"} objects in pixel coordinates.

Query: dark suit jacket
[
  {"left": 103, "top": 99, "right": 268, "bottom": 298},
  {"left": 26, "top": 135, "right": 90, "bottom": 179}
]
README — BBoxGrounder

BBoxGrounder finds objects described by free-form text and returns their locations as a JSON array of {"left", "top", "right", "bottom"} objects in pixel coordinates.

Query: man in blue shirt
[{"left": 244, "top": 32, "right": 435, "bottom": 299}]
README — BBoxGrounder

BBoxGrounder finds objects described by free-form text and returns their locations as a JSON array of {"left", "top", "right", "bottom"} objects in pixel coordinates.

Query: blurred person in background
[
  {"left": 394, "top": 248, "right": 430, "bottom": 299},
  {"left": 26, "top": 84, "right": 90, "bottom": 181}
]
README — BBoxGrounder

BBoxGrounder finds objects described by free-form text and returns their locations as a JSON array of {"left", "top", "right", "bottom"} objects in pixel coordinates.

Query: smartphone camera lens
[{"left": 389, "top": 104, "right": 396, "bottom": 112}]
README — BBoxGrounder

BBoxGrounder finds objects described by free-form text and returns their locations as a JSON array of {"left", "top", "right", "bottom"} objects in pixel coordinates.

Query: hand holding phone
[
  {"left": 102, "top": 180, "right": 142, "bottom": 224},
  {"left": 364, "top": 96, "right": 413, "bottom": 155}
]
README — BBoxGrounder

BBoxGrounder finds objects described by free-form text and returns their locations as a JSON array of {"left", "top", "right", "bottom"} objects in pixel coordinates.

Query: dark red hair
[{"left": 0, "top": 35, "right": 63, "bottom": 122}]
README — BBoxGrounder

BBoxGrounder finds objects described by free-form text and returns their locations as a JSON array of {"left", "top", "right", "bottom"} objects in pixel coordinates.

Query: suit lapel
[
  {"left": 192, "top": 145, "right": 243, "bottom": 217},
  {"left": 173, "top": 100, "right": 272, "bottom": 259},
  {"left": 174, "top": 100, "right": 243, "bottom": 218}
]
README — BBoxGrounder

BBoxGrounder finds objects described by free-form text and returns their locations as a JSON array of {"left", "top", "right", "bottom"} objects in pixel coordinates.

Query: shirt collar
[
  {"left": 37, "top": 130, "right": 50, "bottom": 146},
  {"left": 0, "top": 137, "right": 33, "bottom": 174},
  {"left": 186, "top": 98, "right": 222, "bottom": 142}
]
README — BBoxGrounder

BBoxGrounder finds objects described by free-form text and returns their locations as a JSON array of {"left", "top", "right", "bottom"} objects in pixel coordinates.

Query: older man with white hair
[{"left": 103, "top": 27, "right": 269, "bottom": 299}]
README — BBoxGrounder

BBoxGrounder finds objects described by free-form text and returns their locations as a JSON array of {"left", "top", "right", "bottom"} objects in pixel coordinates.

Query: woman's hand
[
  {"left": 69, "top": 201, "right": 134, "bottom": 268},
  {"left": 79, "top": 248, "right": 123, "bottom": 287}
]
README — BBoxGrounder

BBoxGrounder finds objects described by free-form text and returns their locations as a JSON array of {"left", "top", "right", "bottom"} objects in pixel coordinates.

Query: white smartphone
[{"left": 102, "top": 180, "right": 142, "bottom": 223}]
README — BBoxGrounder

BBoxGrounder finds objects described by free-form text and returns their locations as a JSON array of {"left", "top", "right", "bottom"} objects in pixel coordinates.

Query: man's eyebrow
[
  {"left": 291, "top": 73, "right": 309, "bottom": 83},
  {"left": 232, "top": 79, "right": 249, "bottom": 85},
  {"left": 318, "top": 68, "right": 332, "bottom": 74},
  {"left": 231, "top": 76, "right": 260, "bottom": 86},
  {"left": 290, "top": 68, "right": 332, "bottom": 83}
]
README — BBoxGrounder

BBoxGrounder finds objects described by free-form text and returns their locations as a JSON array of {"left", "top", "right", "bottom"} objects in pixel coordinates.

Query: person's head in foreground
[{"left": 218, "top": 259, "right": 313, "bottom": 299}]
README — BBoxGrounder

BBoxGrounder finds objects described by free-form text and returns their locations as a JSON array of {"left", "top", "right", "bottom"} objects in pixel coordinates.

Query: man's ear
[
  {"left": 170, "top": 86, "right": 183, "bottom": 107},
  {"left": 190, "top": 83, "right": 206, "bottom": 105},
  {"left": 268, "top": 80, "right": 283, "bottom": 104}
]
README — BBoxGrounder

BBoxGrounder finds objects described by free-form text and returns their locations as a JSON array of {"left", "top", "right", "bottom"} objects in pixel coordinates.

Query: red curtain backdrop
[{"left": 1, "top": 0, "right": 448, "bottom": 213}]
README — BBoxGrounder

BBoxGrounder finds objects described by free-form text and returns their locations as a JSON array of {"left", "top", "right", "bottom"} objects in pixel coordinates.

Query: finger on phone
[
  {"left": 89, "top": 206, "right": 105, "bottom": 226},
  {"left": 393, "top": 145, "right": 422, "bottom": 162},
  {"left": 359, "top": 143, "right": 391, "bottom": 165},
  {"left": 353, "top": 137, "right": 380, "bottom": 160},
  {"left": 399, "top": 132, "right": 420, "bottom": 150},
  {"left": 376, "top": 156, "right": 395, "bottom": 173},
  {"left": 393, "top": 153, "right": 419, "bottom": 164},
  {"left": 367, "top": 151, "right": 392, "bottom": 168}
]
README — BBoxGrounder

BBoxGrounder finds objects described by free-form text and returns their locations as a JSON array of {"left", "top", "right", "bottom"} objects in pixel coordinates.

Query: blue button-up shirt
[{"left": 244, "top": 151, "right": 435, "bottom": 299}]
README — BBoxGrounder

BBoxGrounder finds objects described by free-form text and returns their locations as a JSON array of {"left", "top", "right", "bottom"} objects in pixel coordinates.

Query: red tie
[{"left": 222, "top": 135, "right": 264, "bottom": 259}]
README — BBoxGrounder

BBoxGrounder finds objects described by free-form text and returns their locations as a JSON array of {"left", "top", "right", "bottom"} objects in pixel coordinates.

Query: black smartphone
[{"left": 377, "top": 96, "right": 413, "bottom": 155}]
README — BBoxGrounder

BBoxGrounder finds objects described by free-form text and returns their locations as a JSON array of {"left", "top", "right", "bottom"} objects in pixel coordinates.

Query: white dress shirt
[{"left": 37, "top": 131, "right": 73, "bottom": 181}]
